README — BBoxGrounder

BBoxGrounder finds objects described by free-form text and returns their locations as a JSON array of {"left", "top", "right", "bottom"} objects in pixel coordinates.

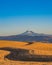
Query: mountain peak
[
  {"left": 20, "top": 30, "right": 38, "bottom": 36},
  {"left": 25, "top": 30, "right": 34, "bottom": 34}
]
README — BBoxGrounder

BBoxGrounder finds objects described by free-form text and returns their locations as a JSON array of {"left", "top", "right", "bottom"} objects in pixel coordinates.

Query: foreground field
[{"left": 0, "top": 40, "right": 52, "bottom": 65}]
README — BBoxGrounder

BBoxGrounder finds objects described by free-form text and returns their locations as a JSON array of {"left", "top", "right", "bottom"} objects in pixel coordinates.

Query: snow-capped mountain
[
  {"left": 19, "top": 31, "right": 47, "bottom": 36},
  {"left": 20, "top": 31, "right": 39, "bottom": 36},
  {"left": 0, "top": 31, "right": 52, "bottom": 42}
]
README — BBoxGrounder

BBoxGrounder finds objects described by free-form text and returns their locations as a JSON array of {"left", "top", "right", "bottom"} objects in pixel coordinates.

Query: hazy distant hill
[{"left": 0, "top": 31, "right": 52, "bottom": 42}]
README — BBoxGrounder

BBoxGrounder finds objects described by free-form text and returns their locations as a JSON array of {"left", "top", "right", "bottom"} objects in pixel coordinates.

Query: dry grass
[{"left": 0, "top": 40, "right": 52, "bottom": 65}]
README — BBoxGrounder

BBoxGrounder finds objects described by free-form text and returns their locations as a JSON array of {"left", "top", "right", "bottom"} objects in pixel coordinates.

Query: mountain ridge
[
  {"left": 0, "top": 31, "right": 52, "bottom": 42},
  {"left": 16, "top": 30, "right": 52, "bottom": 36}
]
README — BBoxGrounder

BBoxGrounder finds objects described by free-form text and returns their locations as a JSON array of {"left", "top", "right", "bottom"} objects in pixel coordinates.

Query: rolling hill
[{"left": 0, "top": 40, "right": 52, "bottom": 65}]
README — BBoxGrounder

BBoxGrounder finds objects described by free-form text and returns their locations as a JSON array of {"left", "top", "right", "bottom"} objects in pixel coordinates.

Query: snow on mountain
[{"left": 19, "top": 31, "right": 45, "bottom": 36}]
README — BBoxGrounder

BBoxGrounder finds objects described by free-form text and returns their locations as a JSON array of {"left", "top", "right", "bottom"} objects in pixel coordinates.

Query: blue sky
[{"left": 0, "top": 0, "right": 52, "bottom": 36}]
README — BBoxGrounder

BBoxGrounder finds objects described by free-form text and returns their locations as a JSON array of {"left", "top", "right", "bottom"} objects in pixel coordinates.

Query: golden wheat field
[{"left": 0, "top": 40, "right": 52, "bottom": 65}]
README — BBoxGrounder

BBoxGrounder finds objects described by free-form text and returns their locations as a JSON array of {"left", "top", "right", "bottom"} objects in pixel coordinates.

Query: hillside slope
[{"left": 0, "top": 40, "right": 52, "bottom": 65}]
